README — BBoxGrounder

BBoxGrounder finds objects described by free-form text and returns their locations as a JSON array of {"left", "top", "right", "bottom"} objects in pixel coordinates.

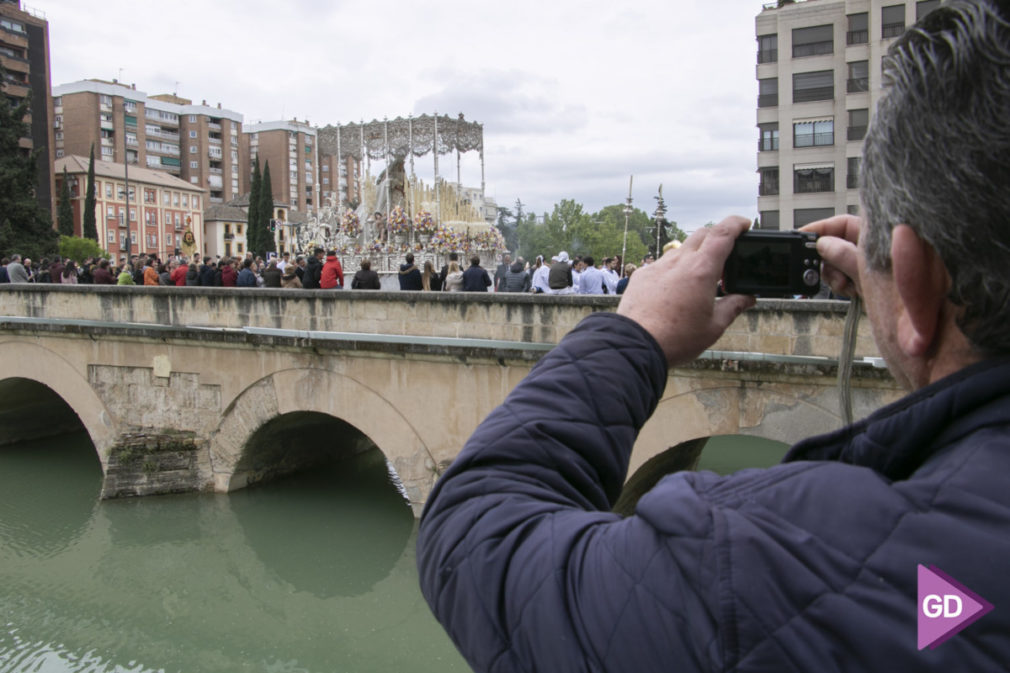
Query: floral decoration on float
[
  {"left": 414, "top": 211, "right": 436, "bottom": 235},
  {"left": 340, "top": 209, "right": 361, "bottom": 237},
  {"left": 388, "top": 206, "right": 410, "bottom": 234}
]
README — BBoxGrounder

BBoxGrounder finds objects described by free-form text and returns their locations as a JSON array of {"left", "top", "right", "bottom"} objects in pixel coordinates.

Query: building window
[
  {"left": 794, "top": 166, "right": 835, "bottom": 194},
  {"left": 190, "top": 145, "right": 197, "bottom": 154},
  {"left": 190, "top": 161, "right": 199, "bottom": 169},
  {"left": 106, "top": 184, "right": 113, "bottom": 199},
  {"left": 237, "top": 243, "right": 244, "bottom": 253},
  {"left": 189, "top": 131, "right": 197, "bottom": 138},
  {"left": 882, "top": 5, "right": 906, "bottom": 38},
  {"left": 237, "top": 224, "right": 243, "bottom": 235},
  {"left": 916, "top": 0, "right": 941, "bottom": 20},
  {"left": 323, "top": 177, "right": 330, "bottom": 185},
  {"left": 847, "top": 13, "right": 869, "bottom": 44},
  {"left": 792, "top": 25, "right": 833, "bottom": 57},
  {"left": 321, "top": 164, "right": 329, "bottom": 172},
  {"left": 130, "top": 207, "right": 137, "bottom": 222},
  {"left": 193, "top": 196, "right": 200, "bottom": 209},
  {"left": 847, "top": 205, "right": 860, "bottom": 216},
  {"left": 793, "top": 119, "right": 834, "bottom": 147},
  {"left": 757, "top": 34, "right": 778, "bottom": 64},
  {"left": 794, "top": 208, "right": 836, "bottom": 228},
  {"left": 847, "top": 61, "right": 869, "bottom": 93},
  {"left": 793, "top": 70, "right": 834, "bottom": 103},
  {"left": 758, "top": 78, "right": 778, "bottom": 107},
  {"left": 847, "top": 157, "right": 861, "bottom": 189},
  {"left": 848, "top": 108, "right": 869, "bottom": 141},
  {"left": 191, "top": 177, "right": 199, "bottom": 184},
  {"left": 758, "top": 211, "right": 780, "bottom": 230},
  {"left": 759, "top": 167, "right": 779, "bottom": 196},
  {"left": 107, "top": 229, "right": 116, "bottom": 243}
]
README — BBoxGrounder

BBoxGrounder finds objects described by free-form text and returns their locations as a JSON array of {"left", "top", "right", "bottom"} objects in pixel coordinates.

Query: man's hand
[
  {"left": 800, "top": 214, "right": 864, "bottom": 298},
  {"left": 617, "top": 216, "right": 756, "bottom": 367}
]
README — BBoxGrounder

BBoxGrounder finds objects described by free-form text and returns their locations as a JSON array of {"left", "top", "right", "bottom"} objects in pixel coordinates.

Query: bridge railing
[{"left": 0, "top": 285, "right": 879, "bottom": 361}]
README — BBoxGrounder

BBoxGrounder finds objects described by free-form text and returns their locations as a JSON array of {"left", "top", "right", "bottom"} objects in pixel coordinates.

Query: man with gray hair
[
  {"left": 418, "top": 2, "right": 1010, "bottom": 670},
  {"left": 6, "top": 255, "right": 29, "bottom": 283}
]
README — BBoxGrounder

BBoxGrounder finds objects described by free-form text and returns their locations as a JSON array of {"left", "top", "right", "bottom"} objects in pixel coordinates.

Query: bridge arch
[
  {"left": 632, "top": 378, "right": 843, "bottom": 475},
  {"left": 210, "top": 367, "right": 435, "bottom": 510},
  {"left": 0, "top": 340, "right": 117, "bottom": 466}
]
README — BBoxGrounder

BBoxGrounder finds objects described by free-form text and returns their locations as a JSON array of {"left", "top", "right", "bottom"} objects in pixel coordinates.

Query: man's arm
[{"left": 418, "top": 218, "right": 756, "bottom": 671}]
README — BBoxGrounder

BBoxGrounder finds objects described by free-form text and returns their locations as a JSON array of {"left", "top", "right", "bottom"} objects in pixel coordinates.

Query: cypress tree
[
  {"left": 82, "top": 144, "right": 97, "bottom": 240},
  {"left": 57, "top": 167, "right": 74, "bottom": 236},
  {"left": 246, "top": 156, "right": 261, "bottom": 255},
  {"left": 259, "top": 160, "right": 276, "bottom": 254}
]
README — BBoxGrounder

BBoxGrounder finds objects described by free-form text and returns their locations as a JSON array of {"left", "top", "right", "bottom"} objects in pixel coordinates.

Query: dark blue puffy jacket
[{"left": 418, "top": 313, "right": 1010, "bottom": 672}]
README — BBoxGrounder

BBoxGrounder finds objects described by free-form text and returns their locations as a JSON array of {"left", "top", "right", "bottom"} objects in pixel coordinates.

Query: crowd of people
[
  {"left": 395, "top": 250, "right": 654, "bottom": 295},
  {"left": 0, "top": 247, "right": 656, "bottom": 295}
]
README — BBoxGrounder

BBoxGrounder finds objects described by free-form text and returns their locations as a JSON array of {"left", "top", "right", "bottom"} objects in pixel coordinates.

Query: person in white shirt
[
  {"left": 531, "top": 255, "right": 551, "bottom": 294},
  {"left": 602, "top": 257, "right": 619, "bottom": 294},
  {"left": 578, "top": 256, "right": 606, "bottom": 295}
]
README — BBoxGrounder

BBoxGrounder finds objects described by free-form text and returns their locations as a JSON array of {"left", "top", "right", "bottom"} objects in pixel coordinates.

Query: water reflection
[
  {"left": 0, "top": 432, "right": 100, "bottom": 560},
  {"left": 0, "top": 433, "right": 466, "bottom": 673},
  {"left": 230, "top": 449, "right": 415, "bottom": 599}
]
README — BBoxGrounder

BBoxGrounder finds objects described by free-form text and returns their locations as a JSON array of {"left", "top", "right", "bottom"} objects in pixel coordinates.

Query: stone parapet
[{"left": 0, "top": 286, "right": 877, "bottom": 360}]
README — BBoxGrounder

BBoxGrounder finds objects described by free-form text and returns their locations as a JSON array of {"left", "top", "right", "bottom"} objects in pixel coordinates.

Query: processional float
[{"left": 301, "top": 114, "right": 504, "bottom": 272}]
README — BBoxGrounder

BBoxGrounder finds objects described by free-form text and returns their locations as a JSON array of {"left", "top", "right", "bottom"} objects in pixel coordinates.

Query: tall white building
[{"left": 754, "top": 0, "right": 941, "bottom": 230}]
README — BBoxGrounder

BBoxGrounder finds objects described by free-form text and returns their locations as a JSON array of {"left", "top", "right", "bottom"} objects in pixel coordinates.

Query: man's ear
[{"left": 890, "top": 224, "right": 949, "bottom": 357}]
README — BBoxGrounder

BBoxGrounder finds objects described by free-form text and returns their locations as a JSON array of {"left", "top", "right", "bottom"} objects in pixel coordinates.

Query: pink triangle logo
[{"left": 917, "top": 564, "right": 994, "bottom": 650}]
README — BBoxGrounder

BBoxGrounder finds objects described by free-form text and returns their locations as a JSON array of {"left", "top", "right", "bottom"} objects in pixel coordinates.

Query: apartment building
[
  {"left": 754, "top": 0, "right": 941, "bottom": 230},
  {"left": 317, "top": 153, "right": 361, "bottom": 208},
  {"left": 1, "top": 0, "right": 55, "bottom": 214},
  {"left": 56, "top": 154, "right": 206, "bottom": 260},
  {"left": 242, "top": 120, "right": 318, "bottom": 214},
  {"left": 53, "top": 80, "right": 244, "bottom": 204}
]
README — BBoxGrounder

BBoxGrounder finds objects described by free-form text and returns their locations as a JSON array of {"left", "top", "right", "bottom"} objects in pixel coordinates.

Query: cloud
[{"left": 412, "top": 69, "right": 588, "bottom": 135}]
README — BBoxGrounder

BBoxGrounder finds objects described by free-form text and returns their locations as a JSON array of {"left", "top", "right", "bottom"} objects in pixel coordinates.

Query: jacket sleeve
[{"left": 417, "top": 313, "right": 723, "bottom": 673}]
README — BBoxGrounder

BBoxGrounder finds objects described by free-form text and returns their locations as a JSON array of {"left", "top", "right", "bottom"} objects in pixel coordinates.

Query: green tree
[
  {"left": 57, "top": 167, "right": 74, "bottom": 236},
  {"left": 0, "top": 73, "right": 58, "bottom": 258},
  {"left": 59, "top": 235, "right": 108, "bottom": 263},
  {"left": 259, "top": 161, "right": 276, "bottom": 254},
  {"left": 82, "top": 144, "right": 97, "bottom": 240},
  {"left": 246, "top": 156, "right": 262, "bottom": 254},
  {"left": 495, "top": 205, "right": 516, "bottom": 254}
]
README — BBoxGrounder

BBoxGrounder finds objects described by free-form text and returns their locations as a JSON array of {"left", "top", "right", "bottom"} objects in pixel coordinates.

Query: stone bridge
[{"left": 0, "top": 286, "right": 902, "bottom": 515}]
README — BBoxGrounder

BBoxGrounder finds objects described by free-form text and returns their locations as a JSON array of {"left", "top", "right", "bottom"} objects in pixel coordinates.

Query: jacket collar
[{"left": 783, "top": 356, "right": 1010, "bottom": 481}]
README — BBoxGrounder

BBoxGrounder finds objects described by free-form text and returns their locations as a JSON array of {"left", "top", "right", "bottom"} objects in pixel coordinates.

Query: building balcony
[
  {"left": 882, "top": 23, "right": 905, "bottom": 39},
  {"left": 758, "top": 93, "right": 778, "bottom": 108},
  {"left": 847, "top": 77, "right": 869, "bottom": 93},
  {"left": 207, "top": 121, "right": 222, "bottom": 132},
  {"left": 209, "top": 167, "right": 223, "bottom": 175},
  {"left": 847, "top": 126, "right": 867, "bottom": 141},
  {"left": 846, "top": 30, "right": 869, "bottom": 45}
]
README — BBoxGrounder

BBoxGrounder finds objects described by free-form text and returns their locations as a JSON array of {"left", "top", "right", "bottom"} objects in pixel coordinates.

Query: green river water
[{"left": 0, "top": 432, "right": 787, "bottom": 673}]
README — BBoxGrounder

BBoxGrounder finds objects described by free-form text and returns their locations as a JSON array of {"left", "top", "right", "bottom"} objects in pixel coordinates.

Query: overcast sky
[{"left": 39, "top": 0, "right": 771, "bottom": 231}]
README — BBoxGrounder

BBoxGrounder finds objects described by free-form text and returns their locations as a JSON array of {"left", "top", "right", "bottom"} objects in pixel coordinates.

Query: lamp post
[
  {"left": 621, "top": 175, "right": 633, "bottom": 278},
  {"left": 653, "top": 184, "right": 667, "bottom": 258}
]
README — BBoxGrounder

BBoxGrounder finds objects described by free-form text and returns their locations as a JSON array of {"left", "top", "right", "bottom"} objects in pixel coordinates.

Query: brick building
[
  {"left": 1, "top": 0, "right": 55, "bottom": 214},
  {"left": 53, "top": 79, "right": 245, "bottom": 205},
  {"left": 56, "top": 154, "right": 206, "bottom": 260}
]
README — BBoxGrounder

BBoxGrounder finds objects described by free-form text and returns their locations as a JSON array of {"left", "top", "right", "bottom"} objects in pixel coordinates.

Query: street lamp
[
  {"left": 653, "top": 184, "right": 667, "bottom": 258},
  {"left": 621, "top": 175, "right": 633, "bottom": 278}
]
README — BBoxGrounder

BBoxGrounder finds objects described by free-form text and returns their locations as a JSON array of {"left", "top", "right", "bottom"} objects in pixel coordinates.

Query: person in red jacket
[
  {"left": 320, "top": 250, "right": 344, "bottom": 289},
  {"left": 219, "top": 258, "right": 238, "bottom": 287},
  {"left": 170, "top": 259, "right": 188, "bottom": 286}
]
